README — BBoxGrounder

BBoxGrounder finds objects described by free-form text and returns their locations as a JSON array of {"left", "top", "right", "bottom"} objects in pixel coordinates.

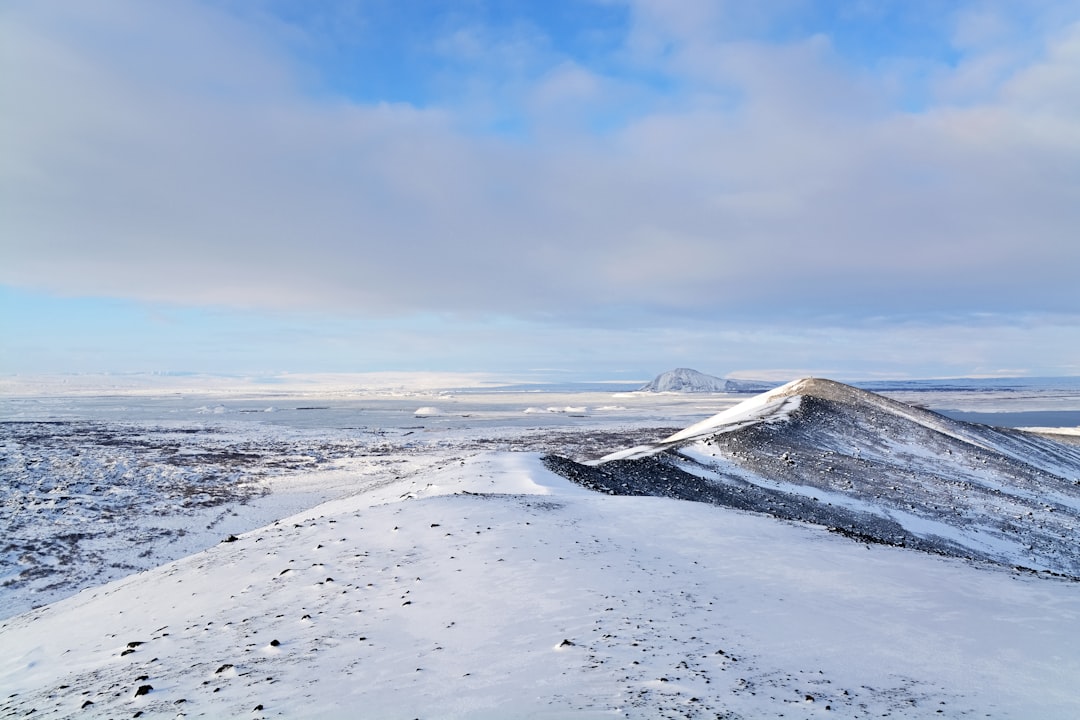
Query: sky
[{"left": 2, "top": 0, "right": 1079, "bottom": 382}]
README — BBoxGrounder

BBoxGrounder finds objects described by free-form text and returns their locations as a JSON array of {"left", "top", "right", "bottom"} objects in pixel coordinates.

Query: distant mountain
[
  {"left": 547, "top": 377, "right": 1080, "bottom": 576},
  {"left": 638, "top": 367, "right": 774, "bottom": 393}
]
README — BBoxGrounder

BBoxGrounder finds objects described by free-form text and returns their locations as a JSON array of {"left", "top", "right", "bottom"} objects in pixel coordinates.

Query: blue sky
[{"left": 2, "top": 0, "right": 1079, "bottom": 381}]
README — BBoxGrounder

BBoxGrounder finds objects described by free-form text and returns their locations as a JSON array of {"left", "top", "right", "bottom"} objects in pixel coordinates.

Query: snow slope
[
  {"left": 602, "top": 378, "right": 809, "bottom": 459},
  {"left": 3, "top": 453, "right": 1079, "bottom": 719}
]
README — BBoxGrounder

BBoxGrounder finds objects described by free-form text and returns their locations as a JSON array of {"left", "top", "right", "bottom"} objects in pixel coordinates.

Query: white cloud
[{"left": 1, "top": 0, "right": 1078, "bottom": 336}]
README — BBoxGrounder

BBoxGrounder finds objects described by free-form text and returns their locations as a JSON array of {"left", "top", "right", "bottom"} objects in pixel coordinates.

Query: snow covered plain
[
  {"left": 2, "top": 376, "right": 1080, "bottom": 718},
  {"left": 0, "top": 385, "right": 702, "bottom": 620}
]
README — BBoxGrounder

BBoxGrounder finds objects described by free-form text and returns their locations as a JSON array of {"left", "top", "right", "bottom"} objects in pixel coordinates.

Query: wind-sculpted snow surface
[
  {"left": 3, "top": 454, "right": 1080, "bottom": 719},
  {"left": 549, "top": 378, "right": 1080, "bottom": 576}
]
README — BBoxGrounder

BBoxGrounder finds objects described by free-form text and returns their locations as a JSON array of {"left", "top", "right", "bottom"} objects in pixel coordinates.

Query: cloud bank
[{"left": 2, "top": 0, "right": 1078, "bottom": 375}]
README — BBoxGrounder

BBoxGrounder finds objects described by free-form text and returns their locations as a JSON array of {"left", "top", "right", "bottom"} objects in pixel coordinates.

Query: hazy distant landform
[
  {"left": 636, "top": 368, "right": 776, "bottom": 394},
  {"left": 2, "top": 375, "right": 1079, "bottom": 719}
]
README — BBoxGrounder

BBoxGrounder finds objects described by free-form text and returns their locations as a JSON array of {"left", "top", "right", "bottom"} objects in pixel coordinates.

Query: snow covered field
[
  {"left": 1, "top": 384, "right": 704, "bottom": 620},
  {"left": 2, "top": 375, "right": 1079, "bottom": 718}
]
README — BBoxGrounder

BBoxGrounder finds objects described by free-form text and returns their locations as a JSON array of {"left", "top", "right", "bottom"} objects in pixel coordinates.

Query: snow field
[{"left": 3, "top": 453, "right": 1079, "bottom": 719}]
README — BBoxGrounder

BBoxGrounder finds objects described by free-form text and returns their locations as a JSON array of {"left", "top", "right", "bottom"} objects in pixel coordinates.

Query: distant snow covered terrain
[
  {"left": 2, "top": 379, "right": 1080, "bottom": 718},
  {"left": 4, "top": 453, "right": 1080, "bottom": 719}
]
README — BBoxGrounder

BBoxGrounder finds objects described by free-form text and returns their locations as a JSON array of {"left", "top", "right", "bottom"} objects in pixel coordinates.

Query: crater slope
[{"left": 547, "top": 378, "right": 1080, "bottom": 576}]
